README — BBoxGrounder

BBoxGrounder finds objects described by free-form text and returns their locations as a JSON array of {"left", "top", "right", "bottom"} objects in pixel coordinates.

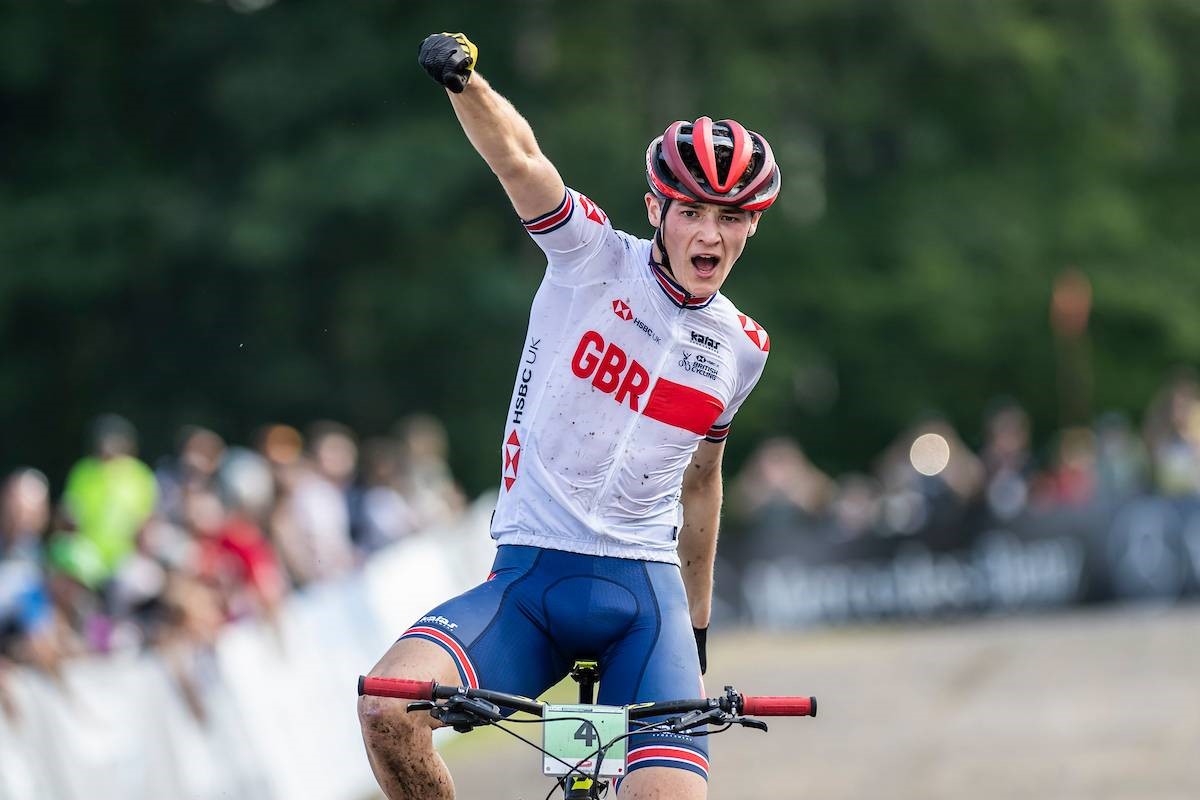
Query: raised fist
[{"left": 418, "top": 32, "right": 478, "bottom": 93}]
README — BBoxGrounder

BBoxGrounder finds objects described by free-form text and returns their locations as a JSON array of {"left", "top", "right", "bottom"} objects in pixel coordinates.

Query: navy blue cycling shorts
[{"left": 399, "top": 545, "right": 709, "bottom": 782}]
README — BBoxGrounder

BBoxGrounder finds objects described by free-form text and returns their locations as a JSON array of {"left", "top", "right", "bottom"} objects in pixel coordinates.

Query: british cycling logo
[
  {"left": 418, "top": 615, "right": 459, "bottom": 631},
  {"left": 611, "top": 298, "right": 662, "bottom": 344},
  {"left": 678, "top": 352, "right": 720, "bottom": 381},
  {"left": 579, "top": 194, "right": 607, "bottom": 225}
]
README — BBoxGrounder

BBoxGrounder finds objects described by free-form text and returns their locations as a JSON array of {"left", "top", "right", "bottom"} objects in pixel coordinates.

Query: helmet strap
[{"left": 652, "top": 198, "right": 674, "bottom": 278}]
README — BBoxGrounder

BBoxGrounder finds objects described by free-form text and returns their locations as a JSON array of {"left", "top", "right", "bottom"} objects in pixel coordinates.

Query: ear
[
  {"left": 747, "top": 211, "right": 761, "bottom": 238},
  {"left": 644, "top": 193, "right": 662, "bottom": 228}
]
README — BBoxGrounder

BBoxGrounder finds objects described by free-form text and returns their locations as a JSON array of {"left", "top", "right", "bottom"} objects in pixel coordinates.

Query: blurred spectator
[
  {"left": 218, "top": 446, "right": 277, "bottom": 524},
  {"left": 185, "top": 481, "right": 285, "bottom": 621},
  {"left": 268, "top": 422, "right": 357, "bottom": 586},
  {"left": 732, "top": 437, "right": 835, "bottom": 525},
  {"left": 395, "top": 414, "right": 466, "bottom": 529},
  {"left": 309, "top": 420, "right": 359, "bottom": 496},
  {"left": 830, "top": 473, "right": 882, "bottom": 539},
  {"left": 258, "top": 422, "right": 304, "bottom": 470},
  {"left": 154, "top": 569, "right": 226, "bottom": 722},
  {"left": 728, "top": 437, "right": 835, "bottom": 562},
  {"left": 47, "top": 414, "right": 158, "bottom": 592},
  {"left": 980, "top": 399, "right": 1035, "bottom": 520},
  {"left": 1, "top": 470, "right": 68, "bottom": 673},
  {"left": 1031, "top": 426, "right": 1097, "bottom": 507},
  {"left": 1142, "top": 369, "right": 1200, "bottom": 495},
  {"left": 156, "top": 425, "right": 226, "bottom": 526},
  {"left": 353, "top": 437, "right": 418, "bottom": 553},
  {"left": 1093, "top": 412, "right": 1149, "bottom": 500}
]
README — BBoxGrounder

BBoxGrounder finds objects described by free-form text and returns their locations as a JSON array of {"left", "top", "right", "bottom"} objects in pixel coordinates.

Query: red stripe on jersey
[
  {"left": 643, "top": 377, "right": 725, "bottom": 436},
  {"left": 524, "top": 193, "right": 573, "bottom": 233},
  {"left": 706, "top": 421, "right": 732, "bottom": 441}
]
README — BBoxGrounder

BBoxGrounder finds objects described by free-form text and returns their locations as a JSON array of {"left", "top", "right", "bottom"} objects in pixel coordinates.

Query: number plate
[{"left": 541, "top": 704, "right": 628, "bottom": 778}]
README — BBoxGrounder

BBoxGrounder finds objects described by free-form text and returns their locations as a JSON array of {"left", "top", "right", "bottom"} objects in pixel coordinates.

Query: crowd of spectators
[
  {"left": 0, "top": 413, "right": 465, "bottom": 719},
  {"left": 730, "top": 369, "right": 1200, "bottom": 554}
]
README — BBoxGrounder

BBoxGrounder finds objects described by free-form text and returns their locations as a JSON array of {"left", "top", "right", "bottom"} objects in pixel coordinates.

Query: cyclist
[{"left": 359, "top": 33, "right": 781, "bottom": 800}]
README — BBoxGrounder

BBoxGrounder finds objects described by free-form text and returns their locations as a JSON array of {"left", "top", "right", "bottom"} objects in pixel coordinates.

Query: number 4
[{"left": 574, "top": 722, "right": 598, "bottom": 748}]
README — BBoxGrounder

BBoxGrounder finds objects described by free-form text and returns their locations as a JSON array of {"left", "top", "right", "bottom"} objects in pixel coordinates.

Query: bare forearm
[
  {"left": 446, "top": 74, "right": 563, "bottom": 218},
  {"left": 448, "top": 74, "right": 535, "bottom": 178},
  {"left": 678, "top": 478, "right": 722, "bottom": 629}
]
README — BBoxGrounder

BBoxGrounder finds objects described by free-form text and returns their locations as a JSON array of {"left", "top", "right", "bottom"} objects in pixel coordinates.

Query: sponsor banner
[{"left": 726, "top": 495, "right": 1200, "bottom": 627}]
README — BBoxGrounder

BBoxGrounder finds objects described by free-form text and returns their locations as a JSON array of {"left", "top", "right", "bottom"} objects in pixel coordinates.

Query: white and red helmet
[{"left": 646, "top": 116, "right": 781, "bottom": 212}]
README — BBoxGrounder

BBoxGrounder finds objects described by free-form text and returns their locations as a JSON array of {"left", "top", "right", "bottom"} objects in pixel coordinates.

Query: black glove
[
  {"left": 693, "top": 626, "right": 708, "bottom": 675},
  {"left": 418, "top": 32, "right": 478, "bottom": 94}
]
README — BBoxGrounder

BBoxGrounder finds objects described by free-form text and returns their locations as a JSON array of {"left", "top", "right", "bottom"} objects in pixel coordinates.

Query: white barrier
[{"left": 0, "top": 499, "right": 497, "bottom": 800}]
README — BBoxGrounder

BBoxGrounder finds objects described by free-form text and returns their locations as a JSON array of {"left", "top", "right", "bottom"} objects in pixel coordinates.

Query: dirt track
[{"left": 439, "top": 605, "right": 1200, "bottom": 799}]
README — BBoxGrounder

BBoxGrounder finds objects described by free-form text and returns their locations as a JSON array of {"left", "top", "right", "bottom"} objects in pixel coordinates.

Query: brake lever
[
  {"left": 734, "top": 716, "right": 769, "bottom": 733},
  {"left": 670, "top": 707, "right": 731, "bottom": 733},
  {"left": 406, "top": 701, "right": 436, "bottom": 713},
  {"left": 423, "top": 695, "right": 505, "bottom": 733}
]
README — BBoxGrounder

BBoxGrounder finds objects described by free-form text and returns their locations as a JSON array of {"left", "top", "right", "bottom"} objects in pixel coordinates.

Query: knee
[{"left": 358, "top": 694, "right": 433, "bottom": 751}]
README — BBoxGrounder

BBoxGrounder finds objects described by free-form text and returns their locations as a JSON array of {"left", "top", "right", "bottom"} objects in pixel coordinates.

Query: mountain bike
[{"left": 358, "top": 660, "right": 817, "bottom": 799}]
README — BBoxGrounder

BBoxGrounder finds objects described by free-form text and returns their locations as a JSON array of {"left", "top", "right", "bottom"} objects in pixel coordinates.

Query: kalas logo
[
  {"left": 612, "top": 299, "right": 633, "bottom": 321},
  {"left": 690, "top": 331, "right": 721, "bottom": 352}
]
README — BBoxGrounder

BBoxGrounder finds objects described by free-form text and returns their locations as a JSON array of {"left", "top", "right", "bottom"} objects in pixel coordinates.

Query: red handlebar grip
[
  {"left": 741, "top": 695, "right": 817, "bottom": 717},
  {"left": 358, "top": 676, "right": 436, "bottom": 700}
]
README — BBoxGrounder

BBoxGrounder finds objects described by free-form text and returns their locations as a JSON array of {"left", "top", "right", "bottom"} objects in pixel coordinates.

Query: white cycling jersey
[{"left": 491, "top": 188, "right": 771, "bottom": 564}]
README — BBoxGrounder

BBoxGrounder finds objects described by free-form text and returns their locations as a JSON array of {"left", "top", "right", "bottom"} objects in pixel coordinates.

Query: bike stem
[{"left": 570, "top": 660, "right": 600, "bottom": 704}]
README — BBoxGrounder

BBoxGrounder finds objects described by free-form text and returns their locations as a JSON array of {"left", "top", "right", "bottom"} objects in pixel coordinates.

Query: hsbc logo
[
  {"left": 502, "top": 429, "right": 521, "bottom": 491},
  {"left": 611, "top": 299, "right": 662, "bottom": 344},
  {"left": 738, "top": 314, "right": 770, "bottom": 352},
  {"left": 579, "top": 194, "right": 607, "bottom": 225}
]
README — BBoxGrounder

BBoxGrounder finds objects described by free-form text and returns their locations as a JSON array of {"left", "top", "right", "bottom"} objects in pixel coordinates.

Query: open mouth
[{"left": 691, "top": 255, "right": 719, "bottom": 277}]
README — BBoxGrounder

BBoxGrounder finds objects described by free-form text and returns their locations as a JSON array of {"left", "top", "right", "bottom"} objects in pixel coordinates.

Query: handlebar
[
  {"left": 359, "top": 675, "right": 544, "bottom": 716},
  {"left": 358, "top": 675, "right": 816, "bottom": 719},
  {"left": 359, "top": 676, "right": 435, "bottom": 700},
  {"left": 741, "top": 695, "right": 817, "bottom": 717}
]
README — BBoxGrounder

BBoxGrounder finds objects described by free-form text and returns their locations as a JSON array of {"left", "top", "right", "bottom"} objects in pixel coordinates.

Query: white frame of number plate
[{"left": 541, "top": 704, "right": 628, "bottom": 778}]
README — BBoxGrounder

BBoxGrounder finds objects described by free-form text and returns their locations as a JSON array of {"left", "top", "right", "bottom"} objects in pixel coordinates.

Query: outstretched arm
[
  {"left": 446, "top": 74, "right": 565, "bottom": 221},
  {"left": 419, "top": 33, "right": 564, "bottom": 221}
]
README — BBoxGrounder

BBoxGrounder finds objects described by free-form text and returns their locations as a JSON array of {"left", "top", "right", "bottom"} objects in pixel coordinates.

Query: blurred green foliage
[{"left": 2, "top": 0, "right": 1199, "bottom": 491}]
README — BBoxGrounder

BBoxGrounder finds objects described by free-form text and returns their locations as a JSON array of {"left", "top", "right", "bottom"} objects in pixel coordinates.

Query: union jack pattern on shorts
[
  {"left": 624, "top": 743, "right": 710, "bottom": 781},
  {"left": 398, "top": 625, "right": 479, "bottom": 689}
]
